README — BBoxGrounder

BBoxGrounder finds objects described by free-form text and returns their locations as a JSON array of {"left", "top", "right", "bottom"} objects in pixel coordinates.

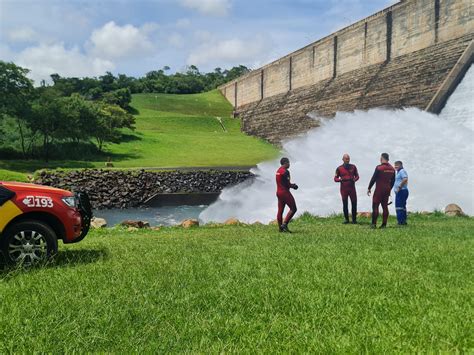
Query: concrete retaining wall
[{"left": 218, "top": 0, "right": 473, "bottom": 143}]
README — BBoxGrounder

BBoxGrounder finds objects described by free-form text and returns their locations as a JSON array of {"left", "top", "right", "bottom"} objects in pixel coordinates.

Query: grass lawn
[
  {"left": 1, "top": 214, "right": 472, "bottom": 352},
  {"left": 0, "top": 90, "right": 278, "bottom": 173},
  {"left": 0, "top": 169, "right": 28, "bottom": 182}
]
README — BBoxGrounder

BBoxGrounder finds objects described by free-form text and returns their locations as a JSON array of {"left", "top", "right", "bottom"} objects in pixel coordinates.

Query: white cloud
[
  {"left": 7, "top": 27, "right": 38, "bottom": 43},
  {"left": 187, "top": 35, "right": 272, "bottom": 67},
  {"left": 2, "top": 21, "right": 162, "bottom": 84},
  {"left": 175, "top": 18, "right": 191, "bottom": 29},
  {"left": 0, "top": 44, "right": 15, "bottom": 61},
  {"left": 168, "top": 33, "right": 185, "bottom": 48},
  {"left": 180, "top": 0, "right": 231, "bottom": 16},
  {"left": 15, "top": 43, "right": 115, "bottom": 84},
  {"left": 88, "top": 21, "right": 156, "bottom": 60},
  {"left": 194, "top": 30, "right": 213, "bottom": 42}
]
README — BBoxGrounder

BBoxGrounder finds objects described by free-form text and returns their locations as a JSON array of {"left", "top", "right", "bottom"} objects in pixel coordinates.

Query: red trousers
[
  {"left": 372, "top": 188, "right": 390, "bottom": 226},
  {"left": 277, "top": 191, "right": 297, "bottom": 226},
  {"left": 340, "top": 185, "right": 357, "bottom": 222}
]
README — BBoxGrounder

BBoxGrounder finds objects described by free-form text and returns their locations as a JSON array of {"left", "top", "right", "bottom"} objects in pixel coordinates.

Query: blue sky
[{"left": 0, "top": 0, "right": 397, "bottom": 83}]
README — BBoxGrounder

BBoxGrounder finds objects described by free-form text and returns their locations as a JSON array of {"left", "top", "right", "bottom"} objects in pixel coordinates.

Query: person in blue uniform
[{"left": 393, "top": 161, "right": 409, "bottom": 225}]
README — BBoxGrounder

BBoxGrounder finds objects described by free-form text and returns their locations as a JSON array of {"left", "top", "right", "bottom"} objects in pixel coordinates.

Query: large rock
[
  {"left": 120, "top": 220, "right": 150, "bottom": 229},
  {"left": 357, "top": 212, "right": 372, "bottom": 218},
  {"left": 444, "top": 204, "right": 464, "bottom": 216},
  {"left": 224, "top": 218, "right": 241, "bottom": 225},
  {"left": 181, "top": 219, "right": 199, "bottom": 228},
  {"left": 33, "top": 169, "right": 254, "bottom": 210},
  {"left": 91, "top": 217, "right": 107, "bottom": 229}
]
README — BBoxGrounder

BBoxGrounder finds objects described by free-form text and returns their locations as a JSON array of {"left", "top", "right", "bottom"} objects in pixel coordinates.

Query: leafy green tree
[
  {"left": 56, "top": 94, "right": 98, "bottom": 142},
  {"left": 0, "top": 61, "right": 34, "bottom": 118},
  {"left": 102, "top": 88, "right": 132, "bottom": 109},
  {"left": 100, "top": 72, "right": 117, "bottom": 92},
  {"left": 92, "top": 103, "right": 135, "bottom": 151},
  {"left": 29, "top": 88, "right": 64, "bottom": 161},
  {"left": 0, "top": 61, "right": 35, "bottom": 156}
]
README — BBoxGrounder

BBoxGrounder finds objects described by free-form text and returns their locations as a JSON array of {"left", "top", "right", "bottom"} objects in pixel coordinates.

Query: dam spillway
[{"left": 218, "top": 0, "right": 473, "bottom": 144}]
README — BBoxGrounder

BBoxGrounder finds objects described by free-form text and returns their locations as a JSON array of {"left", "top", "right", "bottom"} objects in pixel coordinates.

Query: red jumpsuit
[
  {"left": 334, "top": 164, "right": 359, "bottom": 222},
  {"left": 276, "top": 166, "right": 297, "bottom": 226},
  {"left": 368, "top": 163, "right": 395, "bottom": 226}
]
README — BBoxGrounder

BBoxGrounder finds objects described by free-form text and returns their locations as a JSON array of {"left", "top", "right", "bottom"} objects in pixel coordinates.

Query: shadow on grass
[
  {"left": 53, "top": 248, "right": 110, "bottom": 267},
  {"left": 128, "top": 106, "right": 140, "bottom": 115},
  {"left": 0, "top": 248, "right": 109, "bottom": 279},
  {"left": 0, "top": 151, "right": 142, "bottom": 172},
  {"left": 119, "top": 132, "right": 142, "bottom": 143}
]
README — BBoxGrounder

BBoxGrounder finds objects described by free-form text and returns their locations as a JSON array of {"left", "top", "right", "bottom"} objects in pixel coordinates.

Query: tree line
[{"left": 0, "top": 61, "right": 250, "bottom": 161}]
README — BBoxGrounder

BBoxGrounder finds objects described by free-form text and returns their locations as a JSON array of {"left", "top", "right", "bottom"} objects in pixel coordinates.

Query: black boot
[{"left": 280, "top": 223, "right": 292, "bottom": 233}]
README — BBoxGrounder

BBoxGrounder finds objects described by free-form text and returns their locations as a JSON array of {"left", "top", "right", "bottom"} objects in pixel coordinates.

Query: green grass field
[
  {"left": 1, "top": 214, "right": 472, "bottom": 352},
  {"left": 0, "top": 90, "right": 278, "bottom": 174},
  {"left": 0, "top": 169, "right": 28, "bottom": 182}
]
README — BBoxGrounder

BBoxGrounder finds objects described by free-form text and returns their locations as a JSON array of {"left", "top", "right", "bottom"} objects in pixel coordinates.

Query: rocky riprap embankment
[{"left": 34, "top": 169, "right": 253, "bottom": 209}]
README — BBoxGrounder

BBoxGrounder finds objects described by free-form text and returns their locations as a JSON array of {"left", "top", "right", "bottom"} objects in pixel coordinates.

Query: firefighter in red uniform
[
  {"left": 276, "top": 157, "right": 298, "bottom": 233},
  {"left": 334, "top": 153, "right": 359, "bottom": 224},
  {"left": 367, "top": 153, "right": 396, "bottom": 229}
]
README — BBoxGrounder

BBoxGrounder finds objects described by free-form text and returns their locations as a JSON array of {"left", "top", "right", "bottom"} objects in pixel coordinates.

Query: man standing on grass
[
  {"left": 394, "top": 161, "right": 409, "bottom": 226},
  {"left": 334, "top": 153, "right": 359, "bottom": 224},
  {"left": 367, "top": 153, "right": 395, "bottom": 229},
  {"left": 276, "top": 157, "right": 298, "bottom": 233}
]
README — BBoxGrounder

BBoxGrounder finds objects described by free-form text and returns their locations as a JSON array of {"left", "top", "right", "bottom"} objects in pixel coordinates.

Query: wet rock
[
  {"left": 181, "top": 219, "right": 199, "bottom": 228},
  {"left": 34, "top": 169, "right": 253, "bottom": 210},
  {"left": 444, "top": 204, "right": 464, "bottom": 216},
  {"left": 91, "top": 217, "right": 107, "bottom": 229},
  {"left": 224, "top": 218, "right": 241, "bottom": 225},
  {"left": 121, "top": 220, "right": 150, "bottom": 229}
]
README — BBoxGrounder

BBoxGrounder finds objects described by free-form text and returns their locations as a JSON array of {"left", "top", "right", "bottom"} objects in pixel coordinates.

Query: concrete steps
[{"left": 238, "top": 34, "right": 473, "bottom": 144}]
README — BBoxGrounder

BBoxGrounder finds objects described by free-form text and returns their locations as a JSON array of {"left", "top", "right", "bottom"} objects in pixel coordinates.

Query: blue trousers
[{"left": 395, "top": 189, "right": 409, "bottom": 224}]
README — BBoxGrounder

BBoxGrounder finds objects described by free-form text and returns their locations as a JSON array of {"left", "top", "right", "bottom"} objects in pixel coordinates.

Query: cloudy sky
[{"left": 0, "top": 0, "right": 397, "bottom": 83}]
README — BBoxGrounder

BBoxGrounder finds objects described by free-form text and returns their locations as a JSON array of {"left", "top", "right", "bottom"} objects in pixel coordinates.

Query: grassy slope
[
  {"left": 0, "top": 91, "right": 278, "bottom": 172},
  {"left": 109, "top": 91, "right": 278, "bottom": 168},
  {"left": 1, "top": 214, "right": 472, "bottom": 352},
  {"left": 0, "top": 169, "right": 28, "bottom": 182}
]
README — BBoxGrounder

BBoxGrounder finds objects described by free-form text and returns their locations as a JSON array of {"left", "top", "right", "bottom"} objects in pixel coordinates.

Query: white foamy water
[
  {"left": 439, "top": 65, "right": 474, "bottom": 130},
  {"left": 201, "top": 67, "right": 474, "bottom": 222}
]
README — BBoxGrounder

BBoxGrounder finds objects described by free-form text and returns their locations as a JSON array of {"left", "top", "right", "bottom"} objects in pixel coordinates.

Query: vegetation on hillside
[
  {"left": 50, "top": 64, "right": 249, "bottom": 96},
  {"left": 0, "top": 90, "right": 277, "bottom": 172},
  {"left": 0, "top": 61, "right": 135, "bottom": 161},
  {"left": 0, "top": 214, "right": 472, "bottom": 352},
  {"left": 0, "top": 169, "right": 28, "bottom": 182},
  {"left": 0, "top": 61, "right": 262, "bottom": 167}
]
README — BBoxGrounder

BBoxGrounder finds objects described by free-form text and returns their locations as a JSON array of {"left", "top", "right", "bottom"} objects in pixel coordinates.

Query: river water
[
  {"left": 200, "top": 65, "right": 474, "bottom": 223},
  {"left": 94, "top": 205, "right": 207, "bottom": 227}
]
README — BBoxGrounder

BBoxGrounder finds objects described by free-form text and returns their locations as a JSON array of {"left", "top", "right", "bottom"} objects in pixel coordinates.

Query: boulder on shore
[
  {"left": 181, "top": 219, "right": 199, "bottom": 228},
  {"left": 224, "top": 218, "right": 241, "bottom": 225},
  {"left": 444, "top": 204, "right": 464, "bottom": 216},
  {"left": 120, "top": 220, "right": 150, "bottom": 229},
  {"left": 91, "top": 217, "right": 107, "bottom": 229}
]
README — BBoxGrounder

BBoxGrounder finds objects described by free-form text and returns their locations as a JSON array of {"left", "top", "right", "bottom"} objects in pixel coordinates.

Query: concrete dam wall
[{"left": 218, "top": 0, "right": 474, "bottom": 144}]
